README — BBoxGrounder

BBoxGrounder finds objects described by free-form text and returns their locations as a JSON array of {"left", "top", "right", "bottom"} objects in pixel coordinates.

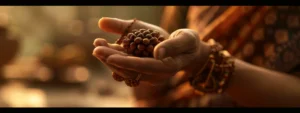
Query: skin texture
[{"left": 93, "top": 17, "right": 300, "bottom": 107}]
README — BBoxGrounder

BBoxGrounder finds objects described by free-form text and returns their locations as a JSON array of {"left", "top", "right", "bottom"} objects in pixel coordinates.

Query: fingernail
[
  {"left": 100, "top": 41, "right": 107, "bottom": 47},
  {"left": 158, "top": 48, "right": 166, "bottom": 59}
]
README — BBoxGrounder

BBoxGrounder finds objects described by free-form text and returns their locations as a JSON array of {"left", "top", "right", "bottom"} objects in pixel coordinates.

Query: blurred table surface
[{"left": 0, "top": 67, "right": 135, "bottom": 107}]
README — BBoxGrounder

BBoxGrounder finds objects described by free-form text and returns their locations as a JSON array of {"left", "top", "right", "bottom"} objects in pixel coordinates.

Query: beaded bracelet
[{"left": 189, "top": 42, "right": 235, "bottom": 94}]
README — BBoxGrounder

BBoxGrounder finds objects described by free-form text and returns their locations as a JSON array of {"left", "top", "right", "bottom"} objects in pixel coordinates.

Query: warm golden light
[
  {"left": 35, "top": 66, "right": 53, "bottom": 82},
  {"left": 0, "top": 82, "right": 47, "bottom": 107},
  {"left": 64, "top": 65, "right": 90, "bottom": 83},
  {"left": 25, "top": 88, "right": 47, "bottom": 107},
  {"left": 67, "top": 19, "right": 84, "bottom": 36},
  {"left": 74, "top": 66, "right": 89, "bottom": 82}
]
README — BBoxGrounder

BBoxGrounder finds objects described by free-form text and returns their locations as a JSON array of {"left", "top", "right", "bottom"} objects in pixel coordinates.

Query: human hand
[
  {"left": 93, "top": 17, "right": 171, "bottom": 106},
  {"left": 93, "top": 17, "right": 211, "bottom": 106}
]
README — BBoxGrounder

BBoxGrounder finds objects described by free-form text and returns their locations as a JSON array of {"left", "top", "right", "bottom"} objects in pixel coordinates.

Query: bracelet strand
[{"left": 189, "top": 42, "right": 235, "bottom": 94}]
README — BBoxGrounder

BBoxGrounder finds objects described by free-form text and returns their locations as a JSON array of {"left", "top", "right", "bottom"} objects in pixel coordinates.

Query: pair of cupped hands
[{"left": 93, "top": 17, "right": 211, "bottom": 106}]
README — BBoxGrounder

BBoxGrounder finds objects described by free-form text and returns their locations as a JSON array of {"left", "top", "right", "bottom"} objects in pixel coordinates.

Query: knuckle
[
  {"left": 184, "top": 29, "right": 199, "bottom": 41},
  {"left": 169, "top": 29, "right": 199, "bottom": 49},
  {"left": 183, "top": 29, "right": 200, "bottom": 47},
  {"left": 173, "top": 29, "right": 198, "bottom": 41},
  {"left": 171, "top": 29, "right": 184, "bottom": 38}
]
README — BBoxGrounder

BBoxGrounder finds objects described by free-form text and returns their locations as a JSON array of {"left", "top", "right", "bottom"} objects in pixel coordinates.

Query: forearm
[{"left": 226, "top": 59, "right": 300, "bottom": 107}]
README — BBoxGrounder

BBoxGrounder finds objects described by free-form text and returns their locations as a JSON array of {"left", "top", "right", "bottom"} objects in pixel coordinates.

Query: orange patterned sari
[{"left": 158, "top": 6, "right": 300, "bottom": 107}]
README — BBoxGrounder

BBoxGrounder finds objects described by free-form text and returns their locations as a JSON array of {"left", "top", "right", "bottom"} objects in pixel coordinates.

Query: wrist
[
  {"left": 198, "top": 41, "right": 212, "bottom": 65},
  {"left": 189, "top": 40, "right": 235, "bottom": 94},
  {"left": 189, "top": 41, "right": 212, "bottom": 77}
]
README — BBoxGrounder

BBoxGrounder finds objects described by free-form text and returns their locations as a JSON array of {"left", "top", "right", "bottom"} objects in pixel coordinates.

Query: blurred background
[{"left": 0, "top": 6, "right": 164, "bottom": 107}]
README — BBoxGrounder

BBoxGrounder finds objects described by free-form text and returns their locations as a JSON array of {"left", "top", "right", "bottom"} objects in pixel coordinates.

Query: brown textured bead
[
  {"left": 134, "top": 31, "right": 139, "bottom": 35},
  {"left": 140, "top": 29, "right": 146, "bottom": 33},
  {"left": 137, "top": 44, "right": 146, "bottom": 51},
  {"left": 127, "top": 48, "right": 134, "bottom": 54},
  {"left": 134, "top": 49, "right": 142, "bottom": 56},
  {"left": 122, "top": 38, "right": 130, "bottom": 45},
  {"left": 147, "top": 45, "right": 154, "bottom": 52},
  {"left": 123, "top": 45, "right": 129, "bottom": 49},
  {"left": 120, "top": 29, "right": 164, "bottom": 58},
  {"left": 152, "top": 31, "right": 159, "bottom": 37},
  {"left": 125, "top": 79, "right": 139, "bottom": 87},
  {"left": 150, "top": 37, "right": 159, "bottom": 45},
  {"left": 130, "top": 42, "right": 136, "bottom": 49},
  {"left": 112, "top": 72, "right": 124, "bottom": 82},
  {"left": 128, "top": 33, "right": 136, "bottom": 41},
  {"left": 144, "top": 31, "right": 151, "bottom": 35},
  {"left": 145, "top": 34, "right": 152, "bottom": 39},
  {"left": 137, "top": 33, "right": 143, "bottom": 37},
  {"left": 134, "top": 37, "right": 142, "bottom": 44},
  {"left": 143, "top": 51, "right": 150, "bottom": 57},
  {"left": 143, "top": 38, "right": 150, "bottom": 45},
  {"left": 127, "top": 33, "right": 134, "bottom": 36},
  {"left": 158, "top": 36, "right": 165, "bottom": 41},
  {"left": 116, "top": 28, "right": 166, "bottom": 87}
]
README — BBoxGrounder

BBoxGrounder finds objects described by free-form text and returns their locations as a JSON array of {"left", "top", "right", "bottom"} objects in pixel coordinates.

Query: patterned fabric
[
  {"left": 187, "top": 6, "right": 230, "bottom": 33},
  {"left": 165, "top": 6, "right": 300, "bottom": 107},
  {"left": 188, "top": 6, "right": 300, "bottom": 73}
]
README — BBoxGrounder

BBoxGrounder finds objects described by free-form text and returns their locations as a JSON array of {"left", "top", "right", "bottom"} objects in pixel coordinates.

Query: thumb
[{"left": 153, "top": 29, "right": 199, "bottom": 60}]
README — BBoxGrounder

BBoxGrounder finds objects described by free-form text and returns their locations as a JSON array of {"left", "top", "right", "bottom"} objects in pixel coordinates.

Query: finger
[
  {"left": 109, "top": 65, "right": 137, "bottom": 79},
  {"left": 106, "top": 54, "right": 177, "bottom": 77},
  {"left": 93, "top": 38, "right": 124, "bottom": 51},
  {"left": 93, "top": 46, "right": 156, "bottom": 82},
  {"left": 98, "top": 17, "right": 169, "bottom": 37},
  {"left": 97, "top": 56, "right": 137, "bottom": 79},
  {"left": 93, "top": 46, "right": 138, "bottom": 79},
  {"left": 93, "top": 38, "right": 108, "bottom": 47},
  {"left": 92, "top": 46, "right": 126, "bottom": 61},
  {"left": 93, "top": 46, "right": 160, "bottom": 83},
  {"left": 101, "top": 61, "right": 155, "bottom": 84},
  {"left": 105, "top": 54, "right": 190, "bottom": 84},
  {"left": 154, "top": 29, "right": 200, "bottom": 60},
  {"left": 103, "top": 61, "right": 158, "bottom": 84}
]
